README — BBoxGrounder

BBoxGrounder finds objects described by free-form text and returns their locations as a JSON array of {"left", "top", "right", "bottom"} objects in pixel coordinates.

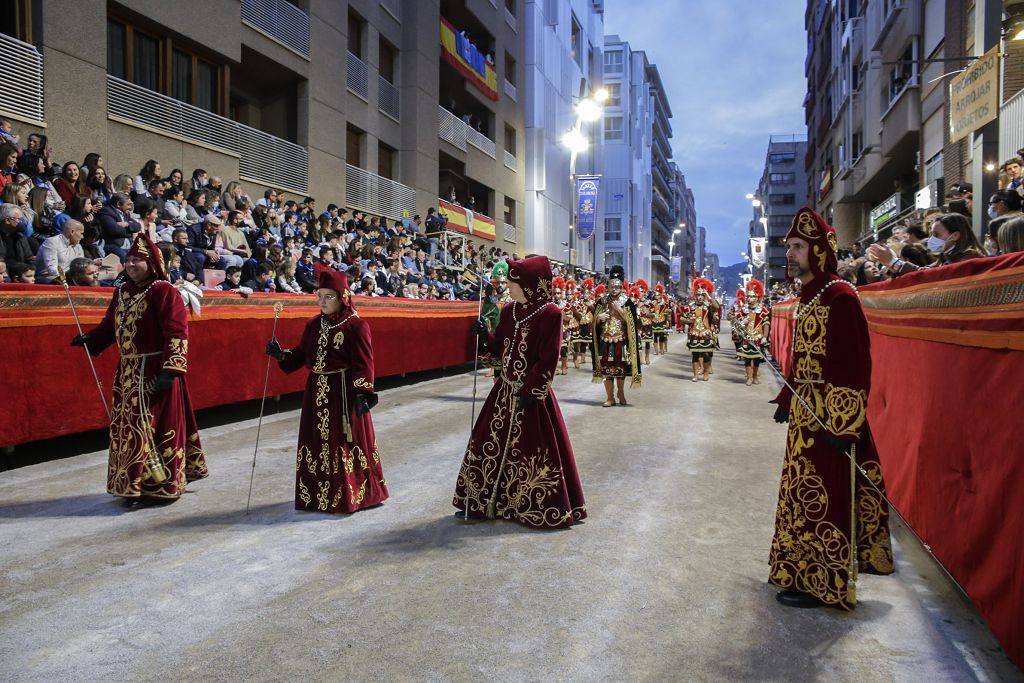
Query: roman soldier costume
[
  {"left": 651, "top": 283, "right": 670, "bottom": 354},
  {"left": 769, "top": 207, "right": 893, "bottom": 609},
  {"left": 552, "top": 276, "right": 571, "bottom": 375},
  {"left": 729, "top": 288, "right": 747, "bottom": 355},
  {"left": 573, "top": 277, "right": 595, "bottom": 367},
  {"left": 591, "top": 265, "right": 642, "bottom": 406},
  {"left": 682, "top": 277, "right": 719, "bottom": 382},
  {"left": 736, "top": 278, "right": 770, "bottom": 386}
]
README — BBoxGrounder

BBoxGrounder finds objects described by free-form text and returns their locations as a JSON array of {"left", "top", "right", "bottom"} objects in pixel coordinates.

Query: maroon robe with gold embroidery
[
  {"left": 453, "top": 256, "right": 586, "bottom": 529},
  {"left": 278, "top": 312, "right": 388, "bottom": 513},
  {"left": 87, "top": 278, "right": 208, "bottom": 499}
]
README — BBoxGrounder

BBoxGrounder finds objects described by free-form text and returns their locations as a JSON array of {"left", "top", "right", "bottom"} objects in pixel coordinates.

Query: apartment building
[{"left": 751, "top": 135, "right": 809, "bottom": 284}]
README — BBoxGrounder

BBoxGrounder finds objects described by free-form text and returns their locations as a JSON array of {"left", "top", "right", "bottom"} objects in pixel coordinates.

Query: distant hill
[{"left": 718, "top": 262, "right": 748, "bottom": 299}]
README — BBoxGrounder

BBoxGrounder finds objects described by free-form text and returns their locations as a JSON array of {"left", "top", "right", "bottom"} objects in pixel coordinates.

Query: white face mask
[
  {"left": 926, "top": 235, "right": 947, "bottom": 253},
  {"left": 987, "top": 206, "right": 1000, "bottom": 220}
]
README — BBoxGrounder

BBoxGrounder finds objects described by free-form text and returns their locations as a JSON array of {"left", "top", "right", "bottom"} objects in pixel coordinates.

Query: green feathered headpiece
[{"left": 491, "top": 260, "right": 509, "bottom": 279}]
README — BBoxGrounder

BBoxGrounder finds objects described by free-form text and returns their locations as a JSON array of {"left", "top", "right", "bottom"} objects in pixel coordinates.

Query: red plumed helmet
[
  {"left": 566, "top": 278, "right": 576, "bottom": 291},
  {"left": 735, "top": 288, "right": 746, "bottom": 302},
  {"left": 582, "top": 277, "right": 595, "bottom": 289},
  {"left": 628, "top": 285, "right": 641, "bottom": 298},
  {"left": 635, "top": 278, "right": 649, "bottom": 292},
  {"left": 623, "top": 280, "right": 631, "bottom": 292},
  {"left": 746, "top": 278, "right": 765, "bottom": 298},
  {"left": 552, "top": 276, "right": 565, "bottom": 290},
  {"left": 595, "top": 284, "right": 607, "bottom": 295},
  {"left": 654, "top": 282, "right": 665, "bottom": 294},
  {"left": 692, "top": 277, "right": 714, "bottom": 297}
]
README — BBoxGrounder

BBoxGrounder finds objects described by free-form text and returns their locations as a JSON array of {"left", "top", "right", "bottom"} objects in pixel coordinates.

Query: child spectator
[
  {"left": 243, "top": 263, "right": 276, "bottom": 292},
  {"left": 9, "top": 262, "right": 35, "bottom": 284},
  {"left": 219, "top": 265, "right": 243, "bottom": 291},
  {"left": 276, "top": 260, "right": 302, "bottom": 293}
]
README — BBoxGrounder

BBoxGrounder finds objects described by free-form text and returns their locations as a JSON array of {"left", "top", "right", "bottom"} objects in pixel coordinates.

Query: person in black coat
[
  {"left": 95, "top": 193, "right": 140, "bottom": 262},
  {"left": 0, "top": 204, "right": 36, "bottom": 270},
  {"left": 171, "top": 228, "right": 207, "bottom": 282}
]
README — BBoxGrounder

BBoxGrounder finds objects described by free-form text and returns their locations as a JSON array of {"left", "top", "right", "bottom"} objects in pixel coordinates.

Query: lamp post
[
  {"left": 562, "top": 86, "right": 608, "bottom": 270},
  {"left": 748, "top": 193, "right": 769, "bottom": 285}
]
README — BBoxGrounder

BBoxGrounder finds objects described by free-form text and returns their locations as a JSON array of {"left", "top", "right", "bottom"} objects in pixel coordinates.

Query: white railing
[
  {"left": 345, "top": 164, "right": 416, "bottom": 220},
  {"left": 504, "top": 79, "right": 517, "bottom": 101},
  {"left": 347, "top": 51, "right": 369, "bottom": 100},
  {"left": 439, "top": 106, "right": 467, "bottom": 151},
  {"left": 466, "top": 126, "right": 496, "bottom": 158},
  {"left": 503, "top": 222, "right": 517, "bottom": 243},
  {"left": 107, "top": 76, "right": 308, "bottom": 192},
  {"left": 1000, "top": 88, "right": 1024, "bottom": 165},
  {"left": 379, "top": 0, "right": 401, "bottom": 21},
  {"left": 505, "top": 7, "right": 516, "bottom": 29},
  {"left": 0, "top": 33, "right": 44, "bottom": 123},
  {"left": 504, "top": 150, "right": 516, "bottom": 171},
  {"left": 241, "top": 0, "right": 310, "bottom": 57},
  {"left": 378, "top": 76, "right": 400, "bottom": 121}
]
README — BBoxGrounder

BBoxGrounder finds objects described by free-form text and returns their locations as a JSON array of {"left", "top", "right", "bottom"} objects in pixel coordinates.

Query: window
[
  {"left": 348, "top": 10, "right": 364, "bottom": 58},
  {"left": 604, "top": 217, "right": 622, "bottom": 241},
  {"left": 605, "top": 83, "right": 621, "bottom": 106},
  {"left": 503, "top": 196, "right": 516, "bottom": 226},
  {"left": 133, "top": 30, "right": 160, "bottom": 91},
  {"left": 107, "top": 20, "right": 126, "bottom": 80},
  {"left": 504, "top": 124, "right": 516, "bottom": 155},
  {"left": 378, "top": 141, "right": 395, "bottom": 180},
  {"left": 346, "top": 125, "right": 364, "bottom": 168},
  {"left": 770, "top": 194, "right": 795, "bottom": 206},
  {"left": 769, "top": 173, "right": 795, "bottom": 184},
  {"left": 604, "top": 116, "right": 624, "bottom": 141},
  {"left": 605, "top": 250, "right": 624, "bottom": 268},
  {"left": 769, "top": 152, "right": 796, "bottom": 164},
  {"left": 571, "top": 15, "right": 582, "bottom": 68},
  {"left": 196, "top": 60, "right": 218, "bottom": 112},
  {"left": 172, "top": 49, "right": 193, "bottom": 103},
  {"left": 604, "top": 50, "right": 623, "bottom": 74},
  {"left": 379, "top": 38, "right": 397, "bottom": 83},
  {"left": 924, "top": 152, "right": 943, "bottom": 185},
  {"left": 769, "top": 214, "right": 792, "bottom": 227},
  {"left": 504, "top": 52, "right": 516, "bottom": 86},
  {"left": 505, "top": 0, "right": 516, "bottom": 16},
  {"left": 852, "top": 130, "right": 863, "bottom": 159}
]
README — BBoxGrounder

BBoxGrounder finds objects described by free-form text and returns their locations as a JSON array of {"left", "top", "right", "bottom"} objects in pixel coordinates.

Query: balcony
[
  {"left": 438, "top": 106, "right": 495, "bottom": 158},
  {"left": 241, "top": 0, "right": 310, "bottom": 58},
  {"left": 504, "top": 79, "right": 517, "bottom": 101},
  {"left": 880, "top": 81, "right": 920, "bottom": 159},
  {"left": 466, "top": 127, "right": 496, "bottom": 158},
  {"left": 503, "top": 222, "right": 517, "bottom": 243},
  {"left": 107, "top": 76, "right": 308, "bottom": 192},
  {"left": 504, "top": 150, "right": 517, "bottom": 172},
  {"left": 1000, "top": 88, "right": 1024, "bottom": 164},
  {"left": 345, "top": 164, "right": 416, "bottom": 220},
  {"left": 347, "top": 51, "right": 369, "bottom": 100},
  {"left": 378, "top": 76, "right": 400, "bottom": 121},
  {"left": 0, "top": 33, "right": 44, "bottom": 124}
]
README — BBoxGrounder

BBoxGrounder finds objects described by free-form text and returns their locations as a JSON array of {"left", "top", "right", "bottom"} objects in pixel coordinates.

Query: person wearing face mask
[
  {"left": 867, "top": 213, "right": 984, "bottom": 277},
  {"left": 986, "top": 189, "right": 1023, "bottom": 248}
]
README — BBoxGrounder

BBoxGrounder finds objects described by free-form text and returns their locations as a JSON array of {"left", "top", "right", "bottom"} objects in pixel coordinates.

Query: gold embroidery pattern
[
  {"left": 298, "top": 479, "right": 311, "bottom": 504},
  {"left": 317, "top": 480, "right": 331, "bottom": 511},
  {"left": 794, "top": 211, "right": 818, "bottom": 240},
  {"left": 332, "top": 330, "right": 344, "bottom": 349},
  {"left": 824, "top": 384, "right": 866, "bottom": 437},
  {"left": 164, "top": 337, "right": 187, "bottom": 373},
  {"left": 353, "top": 377, "right": 374, "bottom": 391}
]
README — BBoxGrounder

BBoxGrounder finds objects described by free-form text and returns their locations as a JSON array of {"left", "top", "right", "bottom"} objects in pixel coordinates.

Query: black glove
[
  {"left": 772, "top": 404, "right": 789, "bottom": 424},
  {"left": 355, "top": 393, "right": 372, "bottom": 416},
  {"left": 152, "top": 371, "right": 176, "bottom": 395},
  {"left": 70, "top": 334, "right": 90, "bottom": 348},
  {"left": 471, "top": 318, "right": 489, "bottom": 338},
  {"left": 266, "top": 338, "right": 286, "bottom": 360},
  {"left": 517, "top": 395, "right": 536, "bottom": 412}
]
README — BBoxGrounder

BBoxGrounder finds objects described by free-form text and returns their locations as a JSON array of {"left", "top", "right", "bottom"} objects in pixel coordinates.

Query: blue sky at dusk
[{"left": 604, "top": 0, "right": 807, "bottom": 267}]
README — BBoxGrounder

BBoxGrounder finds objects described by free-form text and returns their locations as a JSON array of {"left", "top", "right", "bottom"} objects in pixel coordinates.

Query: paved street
[{"left": 0, "top": 331, "right": 1019, "bottom": 682}]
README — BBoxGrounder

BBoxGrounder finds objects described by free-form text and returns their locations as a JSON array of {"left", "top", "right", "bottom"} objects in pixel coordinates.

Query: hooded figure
[
  {"left": 455, "top": 255, "right": 587, "bottom": 528},
  {"left": 769, "top": 207, "right": 893, "bottom": 609},
  {"left": 72, "top": 232, "right": 208, "bottom": 507},
  {"left": 267, "top": 269, "right": 389, "bottom": 513}
]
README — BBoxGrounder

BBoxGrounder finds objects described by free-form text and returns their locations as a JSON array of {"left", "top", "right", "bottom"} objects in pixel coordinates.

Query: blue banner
[
  {"left": 671, "top": 256, "right": 681, "bottom": 282},
  {"left": 576, "top": 176, "right": 599, "bottom": 240}
]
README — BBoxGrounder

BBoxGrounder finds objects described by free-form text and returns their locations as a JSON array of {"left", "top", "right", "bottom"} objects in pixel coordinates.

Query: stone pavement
[{"left": 0, "top": 332, "right": 1019, "bottom": 682}]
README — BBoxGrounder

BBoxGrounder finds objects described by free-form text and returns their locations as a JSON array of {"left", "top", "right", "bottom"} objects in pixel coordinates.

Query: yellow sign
[{"left": 949, "top": 45, "right": 1000, "bottom": 142}]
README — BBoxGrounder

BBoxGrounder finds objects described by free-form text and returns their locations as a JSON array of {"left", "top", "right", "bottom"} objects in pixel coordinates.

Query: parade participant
[
  {"left": 769, "top": 207, "right": 893, "bottom": 609},
  {"left": 634, "top": 279, "right": 654, "bottom": 365},
  {"left": 592, "top": 265, "right": 642, "bottom": 406},
  {"left": 651, "top": 283, "right": 670, "bottom": 355},
  {"left": 736, "top": 279, "right": 769, "bottom": 385},
  {"left": 266, "top": 270, "right": 389, "bottom": 514},
  {"left": 729, "top": 288, "right": 746, "bottom": 356},
  {"left": 682, "top": 278, "right": 719, "bottom": 382},
  {"left": 71, "top": 232, "right": 207, "bottom": 507},
  {"left": 454, "top": 255, "right": 586, "bottom": 528},
  {"left": 481, "top": 261, "right": 511, "bottom": 379},
  {"left": 552, "top": 276, "right": 571, "bottom": 375},
  {"left": 674, "top": 298, "right": 685, "bottom": 334},
  {"left": 573, "top": 278, "right": 595, "bottom": 367}
]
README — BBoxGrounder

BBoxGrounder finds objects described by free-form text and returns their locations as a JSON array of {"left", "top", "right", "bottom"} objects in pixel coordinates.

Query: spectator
[
  {"left": 295, "top": 248, "right": 317, "bottom": 292},
  {"left": 1003, "top": 158, "right": 1023, "bottom": 194},
  {"left": 85, "top": 165, "right": 113, "bottom": 205},
  {"left": 869, "top": 213, "right": 984, "bottom": 277},
  {"left": 27, "top": 186, "right": 55, "bottom": 238},
  {"left": 66, "top": 256, "right": 100, "bottom": 287},
  {"left": 0, "top": 143, "right": 18, "bottom": 192},
  {"left": 19, "top": 153, "right": 63, "bottom": 212},
  {"left": 220, "top": 210, "right": 251, "bottom": 260},
  {"left": 185, "top": 189, "right": 210, "bottom": 225},
  {"left": 80, "top": 152, "right": 103, "bottom": 177},
  {"left": 899, "top": 243, "right": 932, "bottom": 268},
  {"left": 160, "top": 186, "right": 188, "bottom": 232},
  {"left": 198, "top": 214, "right": 242, "bottom": 270},
  {"left": 65, "top": 193, "right": 99, "bottom": 250},
  {"left": 9, "top": 262, "right": 35, "bottom": 284},
  {"left": 243, "top": 263, "right": 276, "bottom": 292},
  {"left": 190, "top": 168, "right": 208, "bottom": 191},
  {"left": 218, "top": 265, "right": 243, "bottom": 291},
  {"left": 171, "top": 228, "right": 206, "bottom": 282},
  {"left": 1, "top": 204, "right": 35, "bottom": 270},
  {"left": 23, "top": 133, "right": 52, "bottom": 169},
  {"left": 855, "top": 259, "right": 882, "bottom": 286},
  {"left": 222, "top": 181, "right": 244, "bottom": 211},
  {"left": 207, "top": 175, "right": 223, "bottom": 194},
  {"left": 135, "top": 199, "right": 161, "bottom": 243},
  {"left": 0, "top": 118, "right": 19, "bottom": 147},
  {"left": 54, "top": 162, "right": 87, "bottom": 205},
  {"left": 34, "top": 218, "right": 85, "bottom": 283},
  {"left": 164, "top": 168, "right": 185, "bottom": 196},
  {"left": 997, "top": 216, "right": 1024, "bottom": 254},
  {"left": 276, "top": 260, "right": 302, "bottom": 293},
  {"left": 96, "top": 192, "right": 139, "bottom": 261},
  {"left": 132, "top": 159, "right": 161, "bottom": 197},
  {"left": 111, "top": 173, "right": 134, "bottom": 196},
  {"left": 2, "top": 182, "right": 34, "bottom": 238},
  {"left": 256, "top": 188, "right": 280, "bottom": 209},
  {"left": 987, "top": 189, "right": 1023, "bottom": 241}
]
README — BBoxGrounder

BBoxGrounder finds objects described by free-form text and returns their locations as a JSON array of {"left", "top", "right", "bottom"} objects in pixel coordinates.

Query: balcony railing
[
  {"left": 466, "top": 126, "right": 496, "bottom": 158},
  {"left": 345, "top": 164, "right": 416, "bottom": 221},
  {"left": 1000, "top": 88, "right": 1024, "bottom": 165},
  {"left": 503, "top": 222, "right": 517, "bottom": 243},
  {"left": 0, "top": 33, "right": 44, "bottom": 124},
  {"left": 504, "top": 150, "right": 517, "bottom": 172},
  {"left": 347, "top": 51, "right": 369, "bottom": 100},
  {"left": 378, "top": 76, "right": 400, "bottom": 121},
  {"left": 439, "top": 106, "right": 467, "bottom": 151},
  {"left": 241, "top": 0, "right": 310, "bottom": 57},
  {"left": 107, "top": 75, "right": 308, "bottom": 192},
  {"left": 504, "top": 79, "right": 517, "bottom": 101}
]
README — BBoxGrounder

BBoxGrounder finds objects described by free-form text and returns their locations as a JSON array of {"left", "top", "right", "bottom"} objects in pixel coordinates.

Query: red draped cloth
[
  {"left": 279, "top": 313, "right": 388, "bottom": 513},
  {"left": 769, "top": 275, "right": 894, "bottom": 608},
  {"left": 453, "top": 300, "right": 587, "bottom": 528},
  {"left": 87, "top": 279, "right": 208, "bottom": 499}
]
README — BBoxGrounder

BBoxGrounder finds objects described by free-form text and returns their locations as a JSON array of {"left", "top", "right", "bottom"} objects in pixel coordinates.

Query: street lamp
[
  {"left": 562, "top": 87, "right": 606, "bottom": 269},
  {"left": 561, "top": 129, "right": 589, "bottom": 154},
  {"left": 751, "top": 198, "right": 762, "bottom": 208}
]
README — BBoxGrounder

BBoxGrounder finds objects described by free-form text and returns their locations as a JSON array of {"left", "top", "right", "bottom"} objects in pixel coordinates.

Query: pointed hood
[
  {"left": 786, "top": 207, "right": 839, "bottom": 278},
  {"left": 507, "top": 255, "right": 553, "bottom": 304},
  {"left": 127, "top": 232, "right": 167, "bottom": 282},
  {"left": 319, "top": 269, "right": 355, "bottom": 314}
]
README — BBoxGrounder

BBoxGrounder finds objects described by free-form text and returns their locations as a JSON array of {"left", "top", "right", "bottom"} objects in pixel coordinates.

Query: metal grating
[
  {"left": 107, "top": 75, "right": 308, "bottom": 192},
  {"left": 378, "top": 76, "right": 400, "bottom": 121},
  {"left": 467, "top": 127, "right": 496, "bottom": 158},
  {"left": 347, "top": 51, "right": 369, "bottom": 100},
  {"left": 504, "top": 150, "right": 517, "bottom": 171},
  {"left": 503, "top": 222, "right": 517, "bottom": 243},
  {"left": 241, "top": 0, "right": 310, "bottom": 56},
  {"left": 438, "top": 106, "right": 467, "bottom": 150},
  {"left": 1000, "top": 88, "right": 1024, "bottom": 167},
  {"left": 345, "top": 164, "right": 416, "bottom": 221},
  {"left": 504, "top": 79, "right": 517, "bottom": 101},
  {"left": 0, "top": 33, "right": 44, "bottom": 123}
]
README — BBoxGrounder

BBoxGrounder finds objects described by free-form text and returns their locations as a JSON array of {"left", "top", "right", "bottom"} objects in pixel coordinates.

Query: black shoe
[
  {"left": 454, "top": 509, "right": 485, "bottom": 522},
  {"left": 775, "top": 590, "right": 823, "bottom": 608},
  {"left": 121, "top": 497, "right": 175, "bottom": 510}
]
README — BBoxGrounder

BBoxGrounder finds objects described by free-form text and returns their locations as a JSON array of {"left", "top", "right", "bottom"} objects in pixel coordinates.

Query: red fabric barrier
[
  {"left": 0, "top": 285, "right": 477, "bottom": 446},
  {"left": 770, "top": 254, "right": 1024, "bottom": 670}
]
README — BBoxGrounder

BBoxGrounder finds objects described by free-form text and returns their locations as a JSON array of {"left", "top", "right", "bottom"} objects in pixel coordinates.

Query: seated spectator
[
  {"left": 295, "top": 248, "right": 317, "bottom": 292},
  {"left": 111, "top": 173, "right": 134, "bottom": 197},
  {"left": 171, "top": 228, "right": 206, "bottom": 282},
  {"left": 27, "top": 186, "right": 56, "bottom": 238},
  {"left": 164, "top": 168, "right": 185, "bottom": 196},
  {"left": 869, "top": 213, "right": 984, "bottom": 277},
  {"left": 899, "top": 243, "right": 933, "bottom": 268},
  {"left": 355, "top": 275, "right": 378, "bottom": 296},
  {"left": 9, "top": 262, "right": 35, "bottom": 284},
  {"left": 34, "top": 218, "right": 85, "bottom": 283},
  {"left": 2, "top": 182, "right": 35, "bottom": 239},
  {"left": 1002, "top": 157, "right": 1022, "bottom": 194},
  {"left": 256, "top": 188, "right": 280, "bottom": 209},
  {"left": 218, "top": 265, "right": 243, "bottom": 291},
  {"left": 96, "top": 192, "right": 140, "bottom": 262},
  {"left": 947, "top": 198, "right": 971, "bottom": 219},
  {"left": 184, "top": 189, "right": 209, "bottom": 225},
  {"left": 132, "top": 160, "right": 161, "bottom": 198},
  {"left": 134, "top": 198, "right": 161, "bottom": 244},
  {"left": 313, "top": 245, "right": 337, "bottom": 282},
  {"left": 198, "top": 214, "right": 243, "bottom": 270},
  {"left": 190, "top": 168, "right": 208, "bottom": 191},
  {"left": 54, "top": 162, "right": 87, "bottom": 206},
  {"left": 160, "top": 186, "right": 188, "bottom": 230},
  {"left": 221, "top": 211, "right": 252, "bottom": 260},
  {"left": 0, "top": 143, "right": 18, "bottom": 193},
  {"left": 276, "top": 260, "right": 302, "bottom": 293},
  {"left": 987, "top": 189, "right": 1023, "bottom": 242},
  {"left": 80, "top": 152, "right": 102, "bottom": 177},
  {"left": 66, "top": 256, "right": 100, "bottom": 287},
  {"left": 222, "top": 181, "right": 244, "bottom": 212},
  {"left": 0, "top": 204, "right": 35, "bottom": 270},
  {"left": 19, "top": 153, "right": 63, "bottom": 212},
  {"left": 243, "top": 263, "right": 276, "bottom": 292},
  {"left": 0, "top": 118, "right": 19, "bottom": 148},
  {"left": 207, "top": 176, "right": 223, "bottom": 194},
  {"left": 85, "top": 165, "right": 113, "bottom": 205},
  {"left": 997, "top": 216, "right": 1024, "bottom": 254}
]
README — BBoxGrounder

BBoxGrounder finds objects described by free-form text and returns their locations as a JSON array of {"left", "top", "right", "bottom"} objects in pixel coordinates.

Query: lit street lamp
[{"left": 562, "top": 88, "right": 605, "bottom": 269}]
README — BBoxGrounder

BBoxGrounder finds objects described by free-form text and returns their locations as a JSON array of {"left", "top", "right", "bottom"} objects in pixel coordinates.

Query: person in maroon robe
[
  {"left": 453, "top": 255, "right": 586, "bottom": 529},
  {"left": 71, "top": 232, "right": 208, "bottom": 508},
  {"left": 266, "top": 270, "right": 388, "bottom": 513},
  {"left": 769, "top": 207, "right": 894, "bottom": 609}
]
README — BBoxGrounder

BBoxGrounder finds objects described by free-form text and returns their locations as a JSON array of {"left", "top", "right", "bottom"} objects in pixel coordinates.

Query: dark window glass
[
  {"left": 133, "top": 31, "right": 160, "bottom": 91},
  {"left": 197, "top": 60, "right": 218, "bottom": 112},
  {"left": 377, "top": 141, "right": 393, "bottom": 179},
  {"left": 107, "top": 20, "right": 126, "bottom": 79},
  {"left": 346, "top": 125, "right": 362, "bottom": 168},
  {"left": 172, "top": 49, "right": 192, "bottom": 103},
  {"left": 379, "top": 40, "right": 395, "bottom": 83}
]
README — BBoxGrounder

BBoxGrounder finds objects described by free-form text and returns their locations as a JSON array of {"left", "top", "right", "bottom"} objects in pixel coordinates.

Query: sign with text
[
  {"left": 870, "top": 192, "right": 902, "bottom": 229},
  {"left": 949, "top": 45, "right": 1000, "bottom": 143},
  {"left": 576, "top": 176, "right": 600, "bottom": 240}
]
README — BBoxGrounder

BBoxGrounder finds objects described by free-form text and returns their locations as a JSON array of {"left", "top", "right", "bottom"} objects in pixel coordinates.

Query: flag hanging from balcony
[
  {"left": 576, "top": 176, "right": 600, "bottom": 240},
  {"left": 440, "top": 18, "right": 499, "bottom": 101},
  {"left": 438, "top": 199, "right": 496, "bottom": 241}
]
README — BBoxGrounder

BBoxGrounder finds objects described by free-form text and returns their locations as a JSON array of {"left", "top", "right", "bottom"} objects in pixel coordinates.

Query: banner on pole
[
  {"left": 671, "top": 256, "right": 681, "bottom": 281},
  {"left": 576, "top": 176, "right": 600, "bottom": 240},
  {"left": 750, "top": 238, "right": 767, "bottom": 267}
]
